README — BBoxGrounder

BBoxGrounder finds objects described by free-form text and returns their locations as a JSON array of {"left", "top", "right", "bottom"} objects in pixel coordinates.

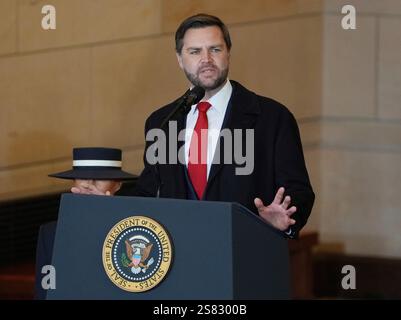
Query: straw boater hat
[{"left": 49, "top": 147, "right": 137, "bottom": 180}]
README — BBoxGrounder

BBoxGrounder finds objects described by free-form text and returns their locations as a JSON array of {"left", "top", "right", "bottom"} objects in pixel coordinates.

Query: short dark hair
[{"left": 175, "top": 13, "right": 232, "bottom": 54}]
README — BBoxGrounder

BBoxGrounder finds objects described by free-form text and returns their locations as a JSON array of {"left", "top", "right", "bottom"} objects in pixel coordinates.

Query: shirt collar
[{"left": 189, "top": 79, "right": 233, "bottom": 115}]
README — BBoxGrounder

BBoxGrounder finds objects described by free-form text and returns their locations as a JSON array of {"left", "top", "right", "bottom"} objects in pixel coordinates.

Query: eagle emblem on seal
[{"left": 124, "top": 235, "right": 154, "bottom": 274}]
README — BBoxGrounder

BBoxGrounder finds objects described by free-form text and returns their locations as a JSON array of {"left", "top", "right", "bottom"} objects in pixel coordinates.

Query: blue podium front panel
[{"left": 47, "top": 194, "right": 235, "bottom": 300}]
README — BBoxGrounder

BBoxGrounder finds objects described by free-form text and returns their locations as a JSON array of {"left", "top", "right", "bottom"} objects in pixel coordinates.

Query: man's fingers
[
  {"left": 289, "top": 218, "right": 296, "bottom": 225},
  {"left": 86, "top": 184, "right": 97, "bottom": 192},
  {"left": 254, "top": 198, "right": 265, "bottom": 210},
  {"left": 273, "top": 187, "right": 285, "bottom": 204},
  {"left": 287, "top": 206, "right": 297, "bottom": 216},
  {"left": 86, "top": 184, "right": 106, "bottom": 195},
  {"left": 71, "top": 187, "right": 91, "bottom": 195},
  {"left": 71, "top": 185, "right": 105, "bottom": 196},
  {"left": 282, "top": 195, "right": 291, "bottom": 209},
  {"left": 71, "top": 187, "right": 81, "bottom": 194}
]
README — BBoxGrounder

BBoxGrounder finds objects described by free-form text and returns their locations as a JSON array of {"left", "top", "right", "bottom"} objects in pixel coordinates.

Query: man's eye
[
  {"left": 211, "top": 48, "right": 221, "bottom": 52},
  {"left": 189, "top": 50, "right": 200, "bottom": 55}
]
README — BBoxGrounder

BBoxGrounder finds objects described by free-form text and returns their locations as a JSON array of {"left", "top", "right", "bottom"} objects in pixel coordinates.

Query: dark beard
[{"left": 184, "top": 67, "right": 229, "bottom": 91}]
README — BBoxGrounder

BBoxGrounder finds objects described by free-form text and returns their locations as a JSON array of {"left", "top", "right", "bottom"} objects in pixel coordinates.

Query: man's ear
[{"left": 176, "top": 52, "right": 184, "bottom": 70}]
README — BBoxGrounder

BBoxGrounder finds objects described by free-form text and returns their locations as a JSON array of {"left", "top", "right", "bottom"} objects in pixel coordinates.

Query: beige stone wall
[
  {"left": 0, "top": 1, "right": 399, "bottom": 257},
  {"left": 319, "top": 0, "right": 401, "bottom": 258}
]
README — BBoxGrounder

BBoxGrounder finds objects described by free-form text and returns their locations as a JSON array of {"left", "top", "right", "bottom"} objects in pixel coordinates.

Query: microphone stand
[
  {"left": 154, "top": 90, "right": 190, "bottom": 197},
  {"left": 160, "top": 89, "right": 191, "bottom": 130},
  {"left": 154, "top": 86, "right": 205, "bottom": 197}
]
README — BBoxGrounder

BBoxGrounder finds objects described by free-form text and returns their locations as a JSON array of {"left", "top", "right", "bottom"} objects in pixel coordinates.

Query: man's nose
[{"left": 200, "top": 50, "right": 212, "bottom": 63}]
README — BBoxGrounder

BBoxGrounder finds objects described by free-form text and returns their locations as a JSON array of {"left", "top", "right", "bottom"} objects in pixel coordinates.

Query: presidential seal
[{"left": 102, "top": 216, "right": 173, "bottom": 292}]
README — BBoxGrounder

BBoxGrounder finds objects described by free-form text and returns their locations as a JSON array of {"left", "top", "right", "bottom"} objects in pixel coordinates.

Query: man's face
[
  {"left": 73, "top": 179, "right": 121, "bottom": 195},
  {"left": 177, "top": 26, "right": 230, "bottom": 91}
]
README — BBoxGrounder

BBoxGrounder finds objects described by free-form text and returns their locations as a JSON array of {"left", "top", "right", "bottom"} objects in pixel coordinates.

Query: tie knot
[{"left": 197, "top": 101, "right": 211, "bottom": 113}]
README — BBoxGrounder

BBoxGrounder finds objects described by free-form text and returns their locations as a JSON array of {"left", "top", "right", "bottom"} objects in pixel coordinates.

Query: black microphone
[
  {"left": 182, "top": 86, "right": 206, "bottom": 112},
  {"left": 160, "top": 86, "right": 205, "bottom": 130},
  {"left": 155, "top": 86, "right": 205, "bottom": 197}
]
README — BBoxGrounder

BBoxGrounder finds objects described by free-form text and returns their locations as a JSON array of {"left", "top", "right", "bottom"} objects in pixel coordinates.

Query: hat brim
[{"left": 49, "top": 169, "right": 137, "bottom": 180}]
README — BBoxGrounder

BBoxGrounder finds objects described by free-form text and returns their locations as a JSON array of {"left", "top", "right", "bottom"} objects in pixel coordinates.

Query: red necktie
[{"left": 188, "top": 101, "right": 212, "bottom": 199}]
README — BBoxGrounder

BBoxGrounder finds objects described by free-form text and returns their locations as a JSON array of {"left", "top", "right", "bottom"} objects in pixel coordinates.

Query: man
[
  {"left": 35, "top": 147, "right": 137, "bottom": 299},
  {"left": 76, "top": 14, "right": 314, "bottom": 239}
]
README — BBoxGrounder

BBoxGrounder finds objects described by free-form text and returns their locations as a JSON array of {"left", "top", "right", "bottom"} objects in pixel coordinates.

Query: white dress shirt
[{"left": 184, "top": 80, "right": 233, "bottom": 178}]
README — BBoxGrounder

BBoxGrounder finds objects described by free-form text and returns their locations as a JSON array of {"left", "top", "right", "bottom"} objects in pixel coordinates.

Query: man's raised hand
[{"left": 254, "top": 187, "right": 296, "bottom": 231}]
